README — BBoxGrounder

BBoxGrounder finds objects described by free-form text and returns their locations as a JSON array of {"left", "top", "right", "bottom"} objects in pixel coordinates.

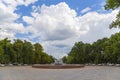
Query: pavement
[{"left": 0, "top": 66, "right": 120, "bottom": 80}]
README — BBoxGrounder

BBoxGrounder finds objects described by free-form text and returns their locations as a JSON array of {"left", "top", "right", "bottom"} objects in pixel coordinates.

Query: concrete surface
[{"left": 0, "top": 66, "right": 120, "bottom": 80}]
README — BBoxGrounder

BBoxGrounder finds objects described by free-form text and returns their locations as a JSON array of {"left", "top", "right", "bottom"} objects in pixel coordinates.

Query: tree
[
  {"left": 104, "top": 46, "right": 113, "bottom": 63},
  {"left": 13, "top": 39, "right": 24, "bottom": 64},
  {"left": 105, "top": 0, "right": 120, "bottom": 10},
  {"left": 65, "top": 32, "right": 120, "bottom": 64},
  {"left": 105, "top": 0, "right": 120, "bottom": 28},
  {"left": 22, "top": 40, "right": 34, "bottom": 64},
  {"left": 62, "top": 56, "right": 67, "bottom": 63},
  {"left": 0, "top": 46, "right": 4, "bottom": 63},
  {"left": 40, "top": 53, "right": 53, "bottom": 64},
  {"left": 0, "top": 38, "right": 12, "bottom": 63},
  {"left": 0, "top": 38, "right": 54, "bottom": 64},
  {"left": 66, "top": 42, "right": 92, "bottom": 64},
  {"left": 33, "top": 43, "right": 54, "bottom": 64},
  {"left": 66, "top": 56, "right": 73, "bottom": 64},
  {"left": 34, "top": 43, "right": 43, "bottom": 64}
]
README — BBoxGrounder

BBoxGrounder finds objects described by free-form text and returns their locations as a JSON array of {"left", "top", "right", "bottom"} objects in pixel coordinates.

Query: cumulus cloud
[
  {"left": 24, "top": 2, "right": 88, "bottom": 41},
  {"left": 0, "top": 0, "right": 37, "bottom": 40},
  {"left": 22, "top": 2, "right": 119, "bottom": 58},
  {"left": 78, "top": 10, "right": 119, "bottom": 43},
  {"left": 1, "top": 0, "right": 38, "bottom": 7},
  {"left": 0, "top": 1, "right": 119, "bottom": 58}
]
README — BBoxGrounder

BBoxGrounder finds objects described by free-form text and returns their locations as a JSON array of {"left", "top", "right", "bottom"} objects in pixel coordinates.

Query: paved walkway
[{"left": 0, "top": 66, "right": 120, "bottom": 80}]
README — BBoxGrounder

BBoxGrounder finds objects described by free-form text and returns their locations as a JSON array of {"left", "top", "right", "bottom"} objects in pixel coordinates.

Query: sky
[{"left": 0, "top": 0, "right": 119, "bottom": 58}]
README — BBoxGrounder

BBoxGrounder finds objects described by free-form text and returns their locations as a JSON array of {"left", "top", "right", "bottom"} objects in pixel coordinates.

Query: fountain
[{"left": 32, "top": 59, "right": 85, "bottom": 69}]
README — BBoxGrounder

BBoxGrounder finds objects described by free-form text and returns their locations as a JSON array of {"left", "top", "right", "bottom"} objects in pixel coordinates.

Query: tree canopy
[
  {"left": 63, "top": 32, "right": 120, "bottom": 64},
  {"left": 0, "top": 38, "right": 54, "bottom": 64},
  {"left": 105, "top": 0, "right": 120, "bottom": 28}
]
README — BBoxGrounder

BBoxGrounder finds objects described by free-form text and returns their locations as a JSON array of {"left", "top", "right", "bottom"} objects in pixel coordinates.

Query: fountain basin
[{"left": 32, "top": 64, "right": 85, "bottom": 69}]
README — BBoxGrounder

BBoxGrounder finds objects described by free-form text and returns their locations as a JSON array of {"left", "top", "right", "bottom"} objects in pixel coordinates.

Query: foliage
[
  {"left": 105, "top": 0, "right": 120, "bottom": 28},
  {"left": 105, "top": 0, "right": 120, "bottom": 10},
  {"left": 0, "top": 38, "right": 54, "bottom": 64},
  {"left": 65, "top": 32, "right": 120, "bottom": 64}
]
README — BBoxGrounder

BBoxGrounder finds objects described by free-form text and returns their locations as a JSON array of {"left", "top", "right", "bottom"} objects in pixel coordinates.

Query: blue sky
[
  {"left": 15, "top": 0, "right": 105, "bottom": 16},
  {"left": 0, "top": 0, "right": 119, "bottom": 58},
  {"left": 15, "top": 0, "right": 107, "bottom": 41}
]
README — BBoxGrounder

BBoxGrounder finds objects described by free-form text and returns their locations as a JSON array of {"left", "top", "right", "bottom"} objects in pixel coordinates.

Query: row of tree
[
  {"left": 62, "top": 32, "right": 120, "bottom": 64},
  {"left": 0, "top": 38, "right": 54, "bottom": 64},
  {"left": 62, "top": 0, "right": 120, "bottom": 64}
]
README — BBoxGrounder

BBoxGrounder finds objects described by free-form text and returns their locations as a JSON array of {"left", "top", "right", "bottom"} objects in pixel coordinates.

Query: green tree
[
  {"left": 91, "top": 38, "right": 108, "bottom": 64},
  {"left": 34, "top": 43, "right": 43, "bottom": 64},
  {"left": 62, "top": 56, "right": 67, "bottom": 63},
  {"left": 66, "top": 32, "right": 120, "bottom": 64},
  {"left": 0, "top": 38, "right": 12, "bottom": 63},
  {"left": 33, "top": 43, "right": 54, "bottom": 64},
  {"left": 40, "top": 53, "right": 53, "bottom": 64},
  {"left": 0, "top": 38, "right": 54, "bottom": 64},
  {"left": 13, "top": 39, "right": 24, "bottom": 64},
  {"left": 67, "top": 42, "right": 92, "bottom": 64},
  {"left": 0, "top": 46, "right": 4, "bottom": 63},
  {"left": 22, "top": 40, "right": 34, "bottom": 64},
  {"left": 105, "top": 0, "right": 120, "bottom": 28},
  {"left": 66, "top": 56, "right": 73, "bottom": 64}
]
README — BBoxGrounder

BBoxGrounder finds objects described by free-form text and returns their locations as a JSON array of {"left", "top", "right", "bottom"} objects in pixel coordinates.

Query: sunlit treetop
[
  {"left": 105, "top": 0, "right": 120, "bottom": 29},
  {"left": 105, "top": 0, "right": 120, "bottom": 10}
]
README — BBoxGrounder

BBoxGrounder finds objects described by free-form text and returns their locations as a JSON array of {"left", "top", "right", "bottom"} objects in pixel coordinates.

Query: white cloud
[
  {"left": 77, "top": 10, "right": 119, "bottom": 43},
  {"left": 25, "top": 2, "right": 87, "bottom": 41},
  {"left": 22, "top": 2, "right": 119, "bottom": 58},
  {"left": 0, "top": 0, "right": 37, "bottom": 40},
  {"left": 1, "top": 0, "right": 38, "bottom": 7},
  {"left": 80, "top": 7, "right": 91, "bottom": 14},
  {"left": 0, "top": 1, "right": 119, "bottom": 58},
  {"left": 0, "top": 30, "right": 14, "bottom": 40},
  {"left": 22, "top": 16, "right": 34, "bottom": 24}
]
